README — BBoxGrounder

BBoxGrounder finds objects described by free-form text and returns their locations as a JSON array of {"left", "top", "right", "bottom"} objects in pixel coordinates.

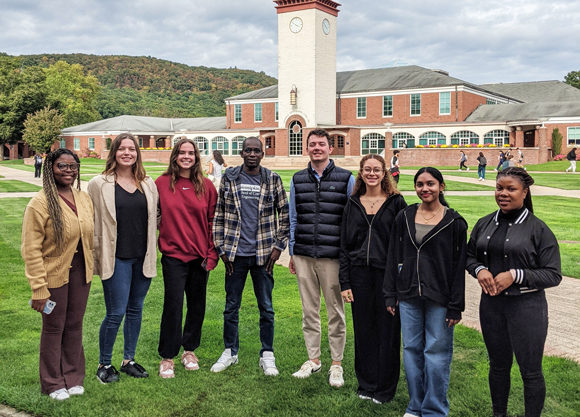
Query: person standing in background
[
  {"left": 390, "top": 150, "right": 401, "bottom": 184},
  {"left": 207, "top": 150, "right": 227, "bottom": 189},
  {"left": 565, "top": 147, "right": 577, "bottom": 173},
  {"left": 477, "top": 152, "right": 487, "bottom": 181},
  {"left": 34, "top": 153, "right": 44, "bottom": 178}
]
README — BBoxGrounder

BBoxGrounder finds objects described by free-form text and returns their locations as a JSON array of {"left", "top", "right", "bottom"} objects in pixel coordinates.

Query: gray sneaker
[
  {"left": 210, "top": 349, "right": 238, "bottom": 373},
  {"left": 259, "top": 351, "right": 279, "bottom": 376}
]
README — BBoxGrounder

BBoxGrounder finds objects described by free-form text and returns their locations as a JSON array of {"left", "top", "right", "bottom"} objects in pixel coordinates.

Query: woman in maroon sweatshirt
[{"left": 156, "top": 138, "right": 218, "bottom": 378}]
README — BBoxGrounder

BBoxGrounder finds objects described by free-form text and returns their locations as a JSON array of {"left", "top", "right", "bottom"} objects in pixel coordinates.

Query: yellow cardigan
[{"left": 21, "top": 188, "right": 95, "bottom": 300}]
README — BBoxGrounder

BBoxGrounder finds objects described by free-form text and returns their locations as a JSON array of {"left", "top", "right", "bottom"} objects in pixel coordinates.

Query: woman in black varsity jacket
[{"left": 466, "top": 167, "right": 561, "bottom": 417}]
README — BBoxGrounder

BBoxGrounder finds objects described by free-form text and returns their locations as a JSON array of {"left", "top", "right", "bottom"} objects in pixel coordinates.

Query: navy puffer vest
[{"left": 293, "top": 160, "right": 351, "bottom": 259}]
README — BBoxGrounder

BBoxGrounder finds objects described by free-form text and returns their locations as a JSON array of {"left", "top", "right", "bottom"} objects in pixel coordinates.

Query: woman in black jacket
[
  {"left": 339, "top": 154, "right": 406, "bottom": 404},
  {"left": 384, "top": 167, "right": 467, "bottom": 417},
  {"left": 466, "top": 167, "right": 561, "bottom": 417}
]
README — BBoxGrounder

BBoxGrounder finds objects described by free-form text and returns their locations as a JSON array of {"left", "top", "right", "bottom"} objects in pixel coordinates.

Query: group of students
[{"left": 22, "top": 129, "right": 561, "bottom": 417}]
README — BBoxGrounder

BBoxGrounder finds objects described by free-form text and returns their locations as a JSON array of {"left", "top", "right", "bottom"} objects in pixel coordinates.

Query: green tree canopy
[
  {"left": 22, "top": 106, "right": 64, "bottom": 153},
  {"left": 564, "top": 71, "right": 580, "bottom": 90}
]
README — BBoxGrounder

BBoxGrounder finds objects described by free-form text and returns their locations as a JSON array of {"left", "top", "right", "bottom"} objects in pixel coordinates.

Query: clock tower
[{"left": 274, "top": 0, "right": 340, "bottom": 131}]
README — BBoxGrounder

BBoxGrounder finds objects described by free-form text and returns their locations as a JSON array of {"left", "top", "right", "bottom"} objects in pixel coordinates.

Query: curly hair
[
  {"left": 42, "top": 148, "right": 81, "bottom": 249},
  {"left": 496, "top": 167, "right": 535, "bottom": 213},
  {"left": 103, "top": 133, "right": 146, "bottom": 191},
  {"left": 352, "top": 154, "right": 399, "bottom": 197},
  {"left": 164, "top": 138, "right": 206, "bottom": 197}
]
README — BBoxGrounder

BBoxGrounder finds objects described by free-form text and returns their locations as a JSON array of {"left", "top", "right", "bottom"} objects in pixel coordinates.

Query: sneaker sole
[
  {"left": 211, "top": 357, "right": 238, "bottom": 373},
  {"left": 96, "top": 375, "right": 118, "bottom": 385},
  {"left": 292, "top": 366, "right": 322, "bottom": 378}
]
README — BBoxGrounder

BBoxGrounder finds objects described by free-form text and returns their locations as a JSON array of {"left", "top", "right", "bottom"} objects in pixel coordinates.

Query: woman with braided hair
[
  {"left": 22, "top": 148, "right": 94, "bottom": 400},
  {"left": 466, "top": 167, "right": 561, "bottom": 417}
]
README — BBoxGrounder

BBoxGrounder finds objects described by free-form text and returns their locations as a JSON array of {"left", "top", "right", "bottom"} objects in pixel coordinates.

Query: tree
[
  {"left": 564, "top": 71, "right": 580, "bottom": 90},
  {"left": 45, "top": 61, "right": 101, "bottom": 128},
  {"left": 552, "top": 128, "right": 563, "bottom": 157},
  {"left": 22, "top": 106, "right": 64, "bottom": 153}
]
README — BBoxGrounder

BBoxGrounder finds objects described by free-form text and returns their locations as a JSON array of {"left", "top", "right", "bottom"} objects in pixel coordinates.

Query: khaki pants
[{"left": 293, "top": 255, "right": 346, "bottom": 361}]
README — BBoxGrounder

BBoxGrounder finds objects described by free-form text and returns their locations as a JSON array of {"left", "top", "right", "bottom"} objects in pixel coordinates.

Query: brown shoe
[
  {"left": 159, "top": 359, "right": 175, "bottom": 378},
  {"left": 181, "top": 351, "right": 199, "bottom": 371}
]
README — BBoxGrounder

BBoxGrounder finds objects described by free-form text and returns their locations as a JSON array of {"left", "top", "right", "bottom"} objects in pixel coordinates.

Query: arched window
[
  {"left": 392, "top": 132, "right": 415, "bottom": 149},
  {"left": 484, "top": 130, "right": 509, "bottom": 146},
  {"left": 451, "top": 130, "right": 479, "bottom": 146},
  {"left": 361, "top": 133, "right": 385, "bottom": 155},
  {"left": 193, "top": 137, "right": 209, "bottom": 156},
  {"left": 172, "top": 136, "right": 181, "bottom": 147},
  {"left": 418, "top": 131, "right": 446, "bottom": 146},
  {"left": 211, "top": 136, "right": 229, "bottom": 156},
  {"left": 289, "top": 121, "right": 302, "bottom": 156},
  {"left": 231, "top": 136, "right": 246, "bottom": 155}
]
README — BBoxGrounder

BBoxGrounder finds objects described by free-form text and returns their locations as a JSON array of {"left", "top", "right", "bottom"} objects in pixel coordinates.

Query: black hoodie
[{"left": 383, "top": 203, "right": 468, "bottom": 320}]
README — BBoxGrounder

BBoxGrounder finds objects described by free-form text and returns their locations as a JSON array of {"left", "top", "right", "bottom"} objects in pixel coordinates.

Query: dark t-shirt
[
  {"left": 115, "top": 184, "right": 148, "bottom": 259},
  {"left": 236, "top": 170, "right": 261, "bottom": 256}
]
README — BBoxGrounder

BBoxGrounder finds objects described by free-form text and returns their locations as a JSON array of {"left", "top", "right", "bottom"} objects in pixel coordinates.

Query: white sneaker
[
  {"left": 259, "top": 351, "right": 279, "bottom": 376},
  {"left": 292, "top": 360, "right": 322, "bottom": 378},
  {"left": 494, "top": 168, "right": 498, "bottom": 172},
  {"left": 457, "top": 169, "right": 462, "bottom": 171},
  {"left": 467, "top": 167, "right": 470, "bottom": 171},
  {"left": 328, "top": 365, "right": 344, "bottom": 387},
  {"left": 67, "top": 385, "right": 84, "bottom": 395},
  {"left": 210, "top": 349, "right": 238, "bottom": 373},
  {"left": 403, "top": 413, "right": 419, "bottom": 417},
  {"left": 49, "top": 388, "right": 70, "bottom": 401}
]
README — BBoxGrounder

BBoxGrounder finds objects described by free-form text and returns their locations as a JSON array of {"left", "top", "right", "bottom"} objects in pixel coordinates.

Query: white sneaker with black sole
[
  {"left": 328, "top": 365, "right": 344, "bottom": 387},
  {"left": 259, "top": 351, "right": 279, "bottom": 376},
  {"left": 210, "top": 349, "right": 238, "bottom": 373},
  {"left": 292, "top": 360, "right": 322, "bottom": 378}
]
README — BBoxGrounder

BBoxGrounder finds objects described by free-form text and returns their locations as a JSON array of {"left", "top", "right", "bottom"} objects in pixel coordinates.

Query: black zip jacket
[
  {"left": 384, "top": 204, "right": 468, "bottom": 320},
  {"left": 339, "top": 193, "right": 407, "bottom": 291},
  {"left": 466, "top": 209, "right": 561, "bottom": 294}
]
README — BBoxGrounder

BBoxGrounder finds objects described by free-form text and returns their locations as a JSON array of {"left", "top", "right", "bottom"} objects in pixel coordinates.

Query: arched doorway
[
  {"left": 289, "top": 121, "right": 302, "bottom": 156},
  {"left": 156, "top": 138, "right": 165, "bottom": 148},
  {"left": 330, "top": 135, "right": 345, "bottom": 156},
  {"left": 524, "top": 130, "right": 535, "bottom": 147}
]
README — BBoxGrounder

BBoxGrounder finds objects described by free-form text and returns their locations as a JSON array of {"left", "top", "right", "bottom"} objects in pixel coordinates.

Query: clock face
[
  {"left": 322, "top": 19, "right": 330, "bottom": 35},
  {"left": 290, "top": 17, "right": 303, "bottom": 33}
]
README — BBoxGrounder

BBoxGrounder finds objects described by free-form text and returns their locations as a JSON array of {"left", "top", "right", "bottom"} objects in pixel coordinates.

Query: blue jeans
[
  {"left": 223, "top": 256, "right": 274, "bottom": 355},
  {"left": 478, "top": 165, "right": 486, "bottom": 179},
  {"left": 400, "top": 299, "right": 455, "bottom": 417},
  {"left": 99, "top": 257, "right": 152, "bottom": 365}
]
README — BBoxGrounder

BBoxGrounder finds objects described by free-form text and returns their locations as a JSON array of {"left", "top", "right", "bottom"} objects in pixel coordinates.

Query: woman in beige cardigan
[
  {"left": 87, "top": 133, "right": 158, "bottom": 384},
  {"left": 22, "top": 149, "right": 94, "bottom": 400}
]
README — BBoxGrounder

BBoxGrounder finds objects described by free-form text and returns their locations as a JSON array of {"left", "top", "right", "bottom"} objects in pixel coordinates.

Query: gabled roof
[
  {"left": 225, "top": 84, "right": 278, "bottom": 101},
  {"left": 61, "top": 115, "right": 226, "bottom": 133},
  {"left": 477, "top": 81, "right": 580, "bottom": 103},
  {"left": 465, "top": 102, "right": 580, "bottom": 123}
]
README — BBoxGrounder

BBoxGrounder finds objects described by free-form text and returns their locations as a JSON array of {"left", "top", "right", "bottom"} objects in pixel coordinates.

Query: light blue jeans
[{"left": 399, "top": 299, "right": 455, "bottom": 417}]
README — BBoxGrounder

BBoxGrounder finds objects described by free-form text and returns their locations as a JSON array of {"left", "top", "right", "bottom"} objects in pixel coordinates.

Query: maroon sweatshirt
[{"left": 156, "top": 175, "right": 218, "bottom": 270}]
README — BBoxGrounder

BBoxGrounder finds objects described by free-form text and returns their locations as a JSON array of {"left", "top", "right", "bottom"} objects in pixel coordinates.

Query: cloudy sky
[{"left": 1, "top": 0, "right": 579, "bottom": 85}]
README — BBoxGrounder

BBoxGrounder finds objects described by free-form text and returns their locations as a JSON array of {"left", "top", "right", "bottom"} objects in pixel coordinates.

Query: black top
[
  {"left": 115, "top": 184, "right": 148, "bottom": 259},
  {"left": 567, "top": 149, "right": 577, "bottom": 160},
  {"left": 487, "top": 206, "right": 526, "bottom": 276}
]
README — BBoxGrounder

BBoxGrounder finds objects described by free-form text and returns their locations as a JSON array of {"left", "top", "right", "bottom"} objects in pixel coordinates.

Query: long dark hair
[
  {"left": 103, "top": 133, "right": 146, "bottom": 191},
  {"left": 353, "top": 154, "right": 399, "bottom": 197},
  {"left": 496, "top": 167, "right": 535, "bottom": 213},
  {"left": 164, "top": 138, "right": 205, "bottom": 197},
  {"left": 414, "top": 167, "right": 449, "bottom": 207},
  {"left": 213, "top": 150, "right": 225, "bottom": 166},
  {"left": 42, "top": 148, "right": 81, "bottom": 249}
]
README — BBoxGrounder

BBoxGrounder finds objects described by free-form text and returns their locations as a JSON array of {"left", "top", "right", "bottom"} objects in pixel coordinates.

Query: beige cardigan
[
  {"left": 87, "top": 174, "right": 159, "bottom": 280},
  {"left": 21, "top": 188, "right": 95, "bottom": 300}
]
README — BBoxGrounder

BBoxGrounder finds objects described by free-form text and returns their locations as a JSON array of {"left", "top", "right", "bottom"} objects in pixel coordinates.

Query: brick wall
[
  {"left": 228, "top": 102, "right": 278, "bottom": 130},
  {"left": 394, "top": 147, "right": 543, "bottom": 167}
]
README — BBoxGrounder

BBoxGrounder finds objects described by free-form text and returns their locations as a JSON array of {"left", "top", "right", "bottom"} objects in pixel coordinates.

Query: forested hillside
[{"left": 19, "top": 54, "right": 277, "bottom": 119}]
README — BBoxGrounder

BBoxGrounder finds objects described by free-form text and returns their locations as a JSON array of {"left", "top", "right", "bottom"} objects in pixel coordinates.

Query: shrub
[{"left": 552, "top": 128, "right": 563, "bottom": 156}]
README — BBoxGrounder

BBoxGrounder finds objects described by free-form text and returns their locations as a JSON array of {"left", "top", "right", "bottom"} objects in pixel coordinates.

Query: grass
[
  {"left": 0, "top": 180, "right": 42, "bottom": 193},
  {"left": 1, "top": 197, "right": 580, "bottom": 417},
  {"left": 445, "top": 171, "right": 579, "bottom": 190}
]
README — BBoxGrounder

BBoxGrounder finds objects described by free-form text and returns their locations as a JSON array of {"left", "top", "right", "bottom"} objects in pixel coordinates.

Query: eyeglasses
[
  {"left": 243, "top": 147, "right": 262, "bottom": 155},
  {"left": 56, "top": 162, "right": 80, "bottom": 172},
  {"left": 362, "top": 168, "right": 383, "bottom": 175}
]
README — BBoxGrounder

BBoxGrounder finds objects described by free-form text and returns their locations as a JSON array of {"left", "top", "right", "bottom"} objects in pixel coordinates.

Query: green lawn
[
  {"left": 0, "top": 180, "right": 42, "bottom": 193},
  {"left": 1, "top": 197, "right": 580, "bottom": 416},
  {"left": 445, "top": 171, "right": 579, "bottom": 190}
]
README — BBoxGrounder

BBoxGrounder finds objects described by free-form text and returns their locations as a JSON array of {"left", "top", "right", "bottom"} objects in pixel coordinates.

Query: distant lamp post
[{"left": 290, "top": 85, "right": 297, "bottom": 105}]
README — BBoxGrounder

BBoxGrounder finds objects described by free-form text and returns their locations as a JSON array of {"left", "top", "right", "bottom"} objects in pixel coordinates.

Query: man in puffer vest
[{"left": 288, "top": 129, "right": 355, "bottom": 387}]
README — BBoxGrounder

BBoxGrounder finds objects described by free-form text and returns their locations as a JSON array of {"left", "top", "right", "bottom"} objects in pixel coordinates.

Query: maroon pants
[{"left": 39, "top": 251, "right": 91, "bottom": 394}]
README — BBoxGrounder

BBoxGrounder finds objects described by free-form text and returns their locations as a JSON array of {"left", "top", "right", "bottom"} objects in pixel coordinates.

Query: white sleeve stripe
[
  {"left": 475, "top": 266, "right": 488, "bottom": 275},
  {"left": 515, "top": 269, "right": 524, "bottom": 284}
]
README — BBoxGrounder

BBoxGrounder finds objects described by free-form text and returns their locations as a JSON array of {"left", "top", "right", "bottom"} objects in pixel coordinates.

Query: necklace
[
  {"left": 116, "top": 175, "right": 135, "bottom": 190},
  {"left": 418, "top": 204, "right": 443, "bottom": 223},
  {"left": 363, "top": 195, "right": 384, "bottom": 209}
]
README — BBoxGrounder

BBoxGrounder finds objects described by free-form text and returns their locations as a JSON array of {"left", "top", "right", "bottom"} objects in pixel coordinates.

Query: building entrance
[{"left": 524, "top": 130, "right": 535, "bottom": 147}]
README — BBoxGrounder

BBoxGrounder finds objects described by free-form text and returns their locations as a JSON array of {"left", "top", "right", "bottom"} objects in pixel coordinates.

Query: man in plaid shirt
[{"left": 211, "top": 137, "right": 289, "bottom": 376}]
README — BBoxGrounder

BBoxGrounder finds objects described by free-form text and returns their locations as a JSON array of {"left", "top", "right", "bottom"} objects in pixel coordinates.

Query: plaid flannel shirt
[{"left": 213, "top": 165, "right": 290, "bottom": 266}]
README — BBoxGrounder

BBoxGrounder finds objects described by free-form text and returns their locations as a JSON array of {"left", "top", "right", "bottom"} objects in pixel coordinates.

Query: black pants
[
  {"left": 35, "top": 163, "right": 42, "bottom": 178},
  {"left": 480, "top": 291, "right": 548, "bottom": 417},
  {"left": 158, "top": 255, "right": 208, "bottom": 359},
  {"left": 350, "top": 266, "right": 401, "bottom": 402}
]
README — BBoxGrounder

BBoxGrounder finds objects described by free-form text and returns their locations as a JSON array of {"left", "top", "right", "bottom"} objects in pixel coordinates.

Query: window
[
  {"left": 231, "top": 136, "right": 246, "bottom": 155},
  {"left": 74, "top": 138, "right": 80, "bottom": 151},
  {"left": 451, "top": 130, "right": 479, "bottom": 145},
  {"left": 484, "top": 130, "right": 509, "bottom": 146},
  {"left": 393, "top": 132, "right": 415, "bottom": 148},
  {"left": 60, "top": 139, "right": 66, "bottom": 149},
  {"left": 568, "top": 127, "right": 580, "bottom": 145},
  {"left": 337, "top": 136, "right": 344, "bottom": 148},
  {"left": 383, "top": 95, "right": 393, "bottom": 117},
  {"left": 138, "top": 137, "right": 143, "bottom": 148},
  {"left": 265, "top": 136, "right": 275, "bottom": 151},
  {"left": 193, "top": 137, "right": 209, "bottom": 156},
  {"left": 439, "top": 92, "right": 451, "bottom": 115},
  {"left": 275, "top": 102, "right": 279, "bottom": 122},
  {"left": 211, "top": 136, "right": 229, "bottom": 156},
  {"left": 361, "top": 133, "right": 385, "bottom": 155},
  {"left": 410, "top": 94, "right": 421, "bottom": 116},
  {"left": 357, "top": 97, "right": 367, "bottom": 118},
  {"left": 289, "top": 121, "right": 302, "bottom": 156},
  {"left": 88, "top": 137, "right": 95, "bottom": 150},
  {"left": 486, "top": 98, "right": 499, "bottom": 105},
  {"left": 234, "top": 104, "right": 242, "bottom": 123},
  {"left": 419, "top": 131, "right": 446, "bottom": 146},
  {"left": 254, "top": 103, "right": 262, "bottom": 122}
]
